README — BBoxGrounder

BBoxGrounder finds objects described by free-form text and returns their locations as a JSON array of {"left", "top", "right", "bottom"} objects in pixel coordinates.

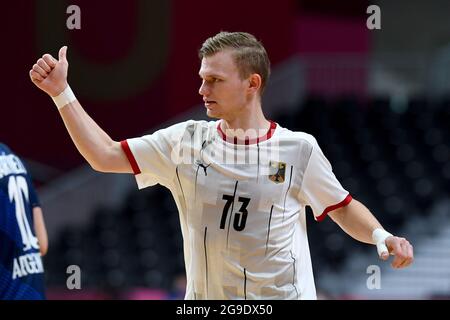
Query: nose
[{"left": 198, "top": 80, "right": 209, "bottom": 96}]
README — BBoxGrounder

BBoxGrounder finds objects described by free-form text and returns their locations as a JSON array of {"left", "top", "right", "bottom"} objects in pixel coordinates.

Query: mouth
[{"left": 204, "top": 100, "right": 217, "bottom": 108}]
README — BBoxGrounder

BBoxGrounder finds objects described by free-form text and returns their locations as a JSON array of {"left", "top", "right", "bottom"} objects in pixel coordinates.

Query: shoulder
[
  {"left": 136, "top": 120, "right": 217, "bottom": 144},
  {"left": 159, "top": 119, "right": 215, "bottom": 133},
  {"left": 275, "top": 124, "right": 318, "bottom": 148},
  {"left": 0, "top": 143, "right": 12, "bottom": 154},
  {"left": 181, "top": 119, "right": 216, "bottom": 134}
]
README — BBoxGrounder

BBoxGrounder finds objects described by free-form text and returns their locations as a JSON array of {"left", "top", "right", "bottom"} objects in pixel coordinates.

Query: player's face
[{"left": 198, "top": 50, "right": 251, "bottom": 120}]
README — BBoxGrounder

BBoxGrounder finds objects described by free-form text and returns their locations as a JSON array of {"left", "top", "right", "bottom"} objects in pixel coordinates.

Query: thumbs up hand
[{"left": 30, "top": 46, "right": 69, "bottom": 97}]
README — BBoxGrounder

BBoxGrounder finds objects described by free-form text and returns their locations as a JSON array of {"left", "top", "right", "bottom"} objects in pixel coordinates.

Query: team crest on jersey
[{"left": 268, "top": 161, "right": 286, "bottom": 184}]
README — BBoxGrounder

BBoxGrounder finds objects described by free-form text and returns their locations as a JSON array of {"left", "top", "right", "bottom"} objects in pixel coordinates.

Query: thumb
[
  {"left": 377, "top": 242, "right": 389, "bottom": 260},
  {"left": 58, "top": 46, "right": 68, "bottom": 62}
]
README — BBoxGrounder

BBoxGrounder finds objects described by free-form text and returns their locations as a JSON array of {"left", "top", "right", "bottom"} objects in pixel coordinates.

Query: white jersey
[{"left": 121, "top": 120, "right": 351, "bottom": 300}]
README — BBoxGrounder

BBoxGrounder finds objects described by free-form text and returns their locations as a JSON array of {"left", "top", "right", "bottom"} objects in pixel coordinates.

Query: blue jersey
[{"left": 0, "top": 143, "right": 45, "bottom": 300}]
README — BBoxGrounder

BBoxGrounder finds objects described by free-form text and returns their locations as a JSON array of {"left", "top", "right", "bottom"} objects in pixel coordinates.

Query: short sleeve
[
  {"left": 121, "top": 121, "right": 195, "bottom": 189},
  {"left": 299, "top": 138, "right": 352, "bottom": 221}
]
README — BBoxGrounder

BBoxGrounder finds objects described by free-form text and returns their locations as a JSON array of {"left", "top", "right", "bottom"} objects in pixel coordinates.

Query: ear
[{"left": 248, "top": 73, "right": 262, "bottom": 95}]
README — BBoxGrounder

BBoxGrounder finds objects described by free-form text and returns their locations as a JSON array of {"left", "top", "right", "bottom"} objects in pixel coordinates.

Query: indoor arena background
[{"left": 1, "top": 0, "right": 449, "bottom": 299}]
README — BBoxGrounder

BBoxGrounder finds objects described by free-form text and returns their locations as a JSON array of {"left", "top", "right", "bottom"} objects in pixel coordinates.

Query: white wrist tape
[
  {"left": 372, "top": 228, "right": 393, "bottom": 256},
  {"left": 52, "top": 85, "right": 76, "bottom": 110}
]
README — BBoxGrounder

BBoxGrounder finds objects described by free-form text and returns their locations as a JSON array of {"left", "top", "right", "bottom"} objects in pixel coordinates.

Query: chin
[{"left": 206, "top": 109, "right": 221, "bottom": 119}]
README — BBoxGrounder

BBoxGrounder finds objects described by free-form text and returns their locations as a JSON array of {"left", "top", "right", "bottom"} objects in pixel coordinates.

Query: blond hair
[{"left": 199, "top": 31, "right": 271, "bottom": 95}]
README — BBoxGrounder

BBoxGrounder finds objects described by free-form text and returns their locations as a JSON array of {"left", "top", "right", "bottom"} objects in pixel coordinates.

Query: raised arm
[
  {"left": 29, "top": 46, "right": 132, "bottom": 173},
  {"left": 329, "top": 198, "right": 414, "bottom": 269}
]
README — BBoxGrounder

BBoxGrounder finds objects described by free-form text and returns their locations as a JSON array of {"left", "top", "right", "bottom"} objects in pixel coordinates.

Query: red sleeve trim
[
  {"left": 316, "top": 194, "right": 353, "bottom": 222},
  {"left": 120, "top": 140, "right": 141, "bottom": 175}
]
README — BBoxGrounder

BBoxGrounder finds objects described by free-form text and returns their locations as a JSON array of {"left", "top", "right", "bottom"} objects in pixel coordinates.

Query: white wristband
[
  {"left": 51, "top": 85, "right": 76, "bottom": 110},
  {"left": 372, "top": 228, "right": 393, "bottom": 257}
]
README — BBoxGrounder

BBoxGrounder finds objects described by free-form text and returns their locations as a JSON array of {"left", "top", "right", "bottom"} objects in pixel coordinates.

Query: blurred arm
[{"left": 33, "top": 207, "right": 48, "bottom": 256}]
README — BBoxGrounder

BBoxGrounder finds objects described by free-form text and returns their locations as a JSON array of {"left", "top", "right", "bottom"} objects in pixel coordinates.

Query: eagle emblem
[{"left": 268, "top": 161, "right": 286, "bottom": 184}]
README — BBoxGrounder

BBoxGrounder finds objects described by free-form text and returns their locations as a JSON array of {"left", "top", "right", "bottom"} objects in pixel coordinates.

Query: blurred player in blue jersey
[{"left": 0, "top": 143, "right": 48, "bottom": 300}]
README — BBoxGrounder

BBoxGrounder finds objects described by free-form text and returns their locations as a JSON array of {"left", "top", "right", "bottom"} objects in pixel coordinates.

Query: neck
[{"left": 220, "top": 101, "right": 270, "bottom": 140}]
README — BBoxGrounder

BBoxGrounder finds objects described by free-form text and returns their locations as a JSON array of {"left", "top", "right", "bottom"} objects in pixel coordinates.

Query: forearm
[
  {"left": 29, "top": 47, "right": 130, "bottom": 173},
  {"left": 329, "top": 199, "right": 383, "bottom": 244},
  {"left": 33, "top": 207, "right": 48, "bottom": 256},
  {"left": 58, "top": 98, "right": 117, "bottom": 171}
]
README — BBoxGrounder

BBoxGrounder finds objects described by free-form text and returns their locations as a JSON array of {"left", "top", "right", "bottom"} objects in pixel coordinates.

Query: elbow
[
  {"left": 328, "top": 205, "right": 348, "bottom": 224},
  {"left": 40, "top": 245, "right": 48, "bottom": 257},
  {"left": 91, "top": 163, "right": 116, "bottom": 173},
  {"left": 88, "top": 142, "right": 121, "bottom": 173},
  {"left": 39, "top": 234, "right": 48, "bottom": 256},
  {"left": 90, "top": 162, "right": 106, "bottom": 172},
  {"left": 89, "top": 158, "right": 111, "bottom": 173}
]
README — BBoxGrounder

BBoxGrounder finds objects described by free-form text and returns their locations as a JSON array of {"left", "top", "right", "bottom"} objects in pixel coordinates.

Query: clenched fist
[
  {"left": 29, "top": 46, "right": 69, "bottom": 97},
  {"left": 382, "top": 236, "right": 414, "bottom": 269}
]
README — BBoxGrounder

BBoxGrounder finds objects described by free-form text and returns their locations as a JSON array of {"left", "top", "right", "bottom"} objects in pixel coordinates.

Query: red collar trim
[{"left": 217, "top": 121, "right": 277, "bottom": 145}]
